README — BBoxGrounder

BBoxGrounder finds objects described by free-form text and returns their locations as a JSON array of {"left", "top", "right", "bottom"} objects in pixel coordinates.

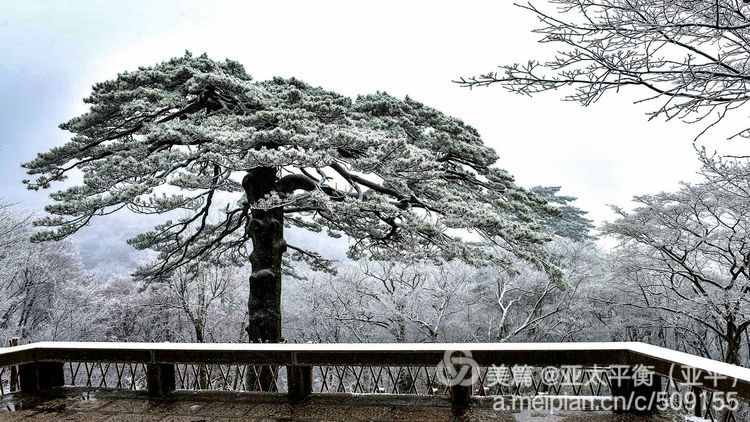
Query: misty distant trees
[
  {"left": 0, "top": 203, "right": 93, "bottom": 342},
  {"left": 283, "top": 237, "right": 611, "bottom": 345}
]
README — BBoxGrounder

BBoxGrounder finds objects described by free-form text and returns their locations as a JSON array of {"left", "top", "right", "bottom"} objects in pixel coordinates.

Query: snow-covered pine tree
[{"left": 24, "top": 52, "right": 563, "bottom": 346}]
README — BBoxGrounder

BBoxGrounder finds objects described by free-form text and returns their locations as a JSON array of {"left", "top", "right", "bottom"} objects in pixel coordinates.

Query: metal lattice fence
[{"left": 65, "top": 361, "right": 148, "bottom": 390}]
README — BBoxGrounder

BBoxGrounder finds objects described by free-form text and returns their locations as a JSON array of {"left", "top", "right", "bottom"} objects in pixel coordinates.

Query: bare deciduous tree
[
  {"left": 166, "top": 263, "right": 236, "bottom": 343},
  {"left": 459, "top": 0, "right": 750, "bottom": 140},
  {"left": 603, "top": 165, "right": 750, "bottom": 364},
  {"left": 295, "top": 262, "right": 472, "bottom": 343},
  {"left": 0, "top": 208, "right": 89, "bottom": 343}
]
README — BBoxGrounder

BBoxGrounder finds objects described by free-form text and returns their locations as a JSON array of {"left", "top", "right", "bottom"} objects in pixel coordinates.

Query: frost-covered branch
[{"left": 458, "top": 0, "right": 750, "bottom": 139}]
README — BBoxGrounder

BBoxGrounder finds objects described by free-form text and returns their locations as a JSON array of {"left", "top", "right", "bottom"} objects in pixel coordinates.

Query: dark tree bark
[
  {"left": 242, "top": 166, "right": 286, "bottom": 391},
  {"left": 724, "top": 319, "right": 742, "bottom": 366},
  {"left": 192, "top": 320, "right": 210, "bottom": 389}
]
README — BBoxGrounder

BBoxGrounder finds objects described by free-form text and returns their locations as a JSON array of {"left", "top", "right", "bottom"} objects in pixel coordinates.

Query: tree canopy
[{"left": 24, "top": 52, "right": 573, "bottom": 283}]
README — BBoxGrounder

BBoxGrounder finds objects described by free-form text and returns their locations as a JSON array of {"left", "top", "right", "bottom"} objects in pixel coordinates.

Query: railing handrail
[
  {"left": 628, "top": 342, "right": 750, "bottom": 383},
  {"left": 0, "top": 341, "right": 634, "bottom": 367},
  {"left": 1, "top": 340, "right": 653, "bottom": 352},
  {"left": 3, "top": 341, "right": 749, "bottom": 397}
]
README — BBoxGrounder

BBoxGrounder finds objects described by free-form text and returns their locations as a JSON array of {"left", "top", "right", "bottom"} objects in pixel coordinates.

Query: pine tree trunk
[{"left": 243, "top": 167, "right": 285, "bottom": 392}]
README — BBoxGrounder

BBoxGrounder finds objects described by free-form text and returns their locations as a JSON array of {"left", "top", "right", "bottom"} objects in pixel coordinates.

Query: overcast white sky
[{"left": 0, "top": 1, "right": 706, "bottom": 273}]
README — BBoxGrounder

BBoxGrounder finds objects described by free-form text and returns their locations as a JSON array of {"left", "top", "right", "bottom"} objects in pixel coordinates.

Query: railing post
[
  {"left": 19, "top": 361, "right": 65, "bottom": 395},
  {"left": 449, "top": 351, "right": 474, "bottom": 417},
  {"left": 287, "top": 365, "right": 313, "bottom": 403},
  {"left": 611, "top": 366, "right": 661, "bottom": 415},
  {"left": 146, "top": 364, "right": 175, "bottom": 397},
  {"left": 8, "top": 338, "right": 18, "bottom": 392}
]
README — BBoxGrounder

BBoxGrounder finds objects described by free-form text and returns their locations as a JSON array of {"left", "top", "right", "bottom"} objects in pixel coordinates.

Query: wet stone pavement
[{"left": 0, "top": 390, "right": 681, "bottom": 422}]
